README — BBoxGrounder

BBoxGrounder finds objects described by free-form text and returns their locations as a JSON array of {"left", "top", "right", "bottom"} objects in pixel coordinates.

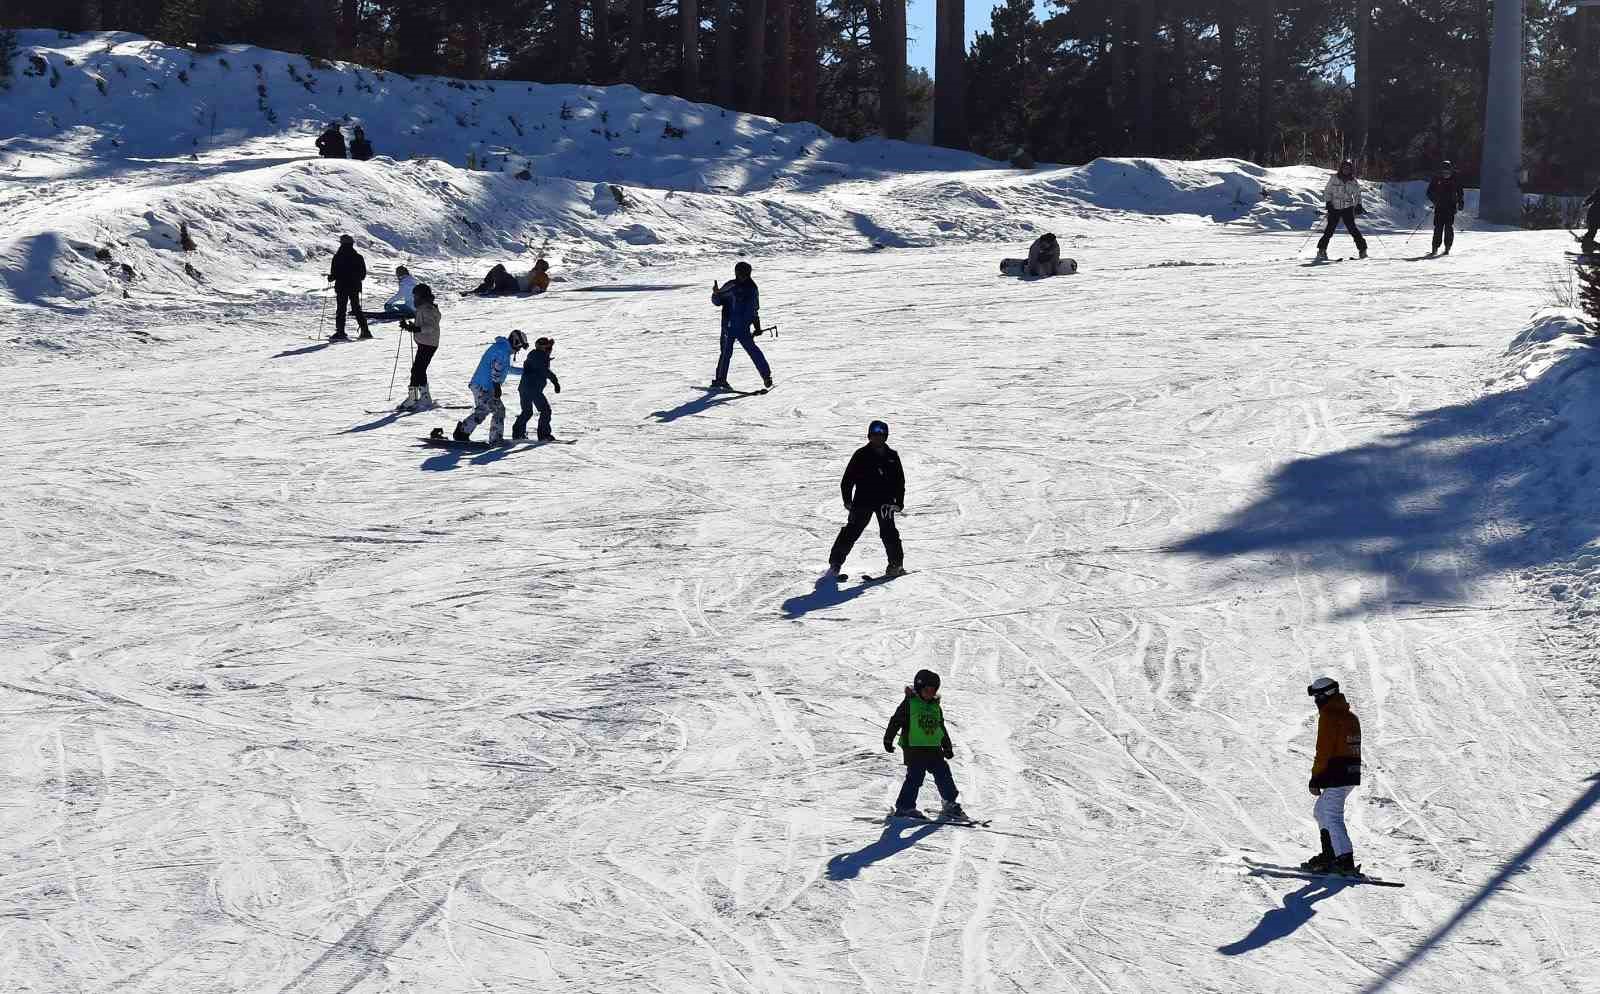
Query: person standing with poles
[
  {"left": 1425, "top": 160, "right": 1466, "bottom": 257},
  {"left": 708, "top": 261, "right": 773, "bottom": 392},
  {"left": 326, "top": 235, "right": 371, "bottom": 341},
  {"left": 1301, "top": 677, "right": 1363, "bottom": 876},
  {"left": 396, "top": 284, "right": 441, "bottom": 412},
  {"left": 1315, "top": 159, "right": 1368, "bottom": 262},
  {"left": 824, "top": 420, "right": 906, "bottom": 581}
]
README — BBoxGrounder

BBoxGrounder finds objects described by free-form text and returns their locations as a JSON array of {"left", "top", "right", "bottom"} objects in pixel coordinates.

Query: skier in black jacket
[
  {"left": 825, "top": 420, "right": 906, "bottom": 579},
  {"left": 1425, "top": 161, "right": 1466, "bottom": 257},
  {"left": 326, "top": 234, "right": 371, "bottom": 341},
  {"left": 349, "top": 127, "right": 374, "bottom": 161},
  {"left": 512, "top": 337, "right": 562, "bottom": 440},
  {"left": 316, "top": 123, "right": 347, "bottom": 159},
  {"left": 1582, "top": 182, "right": 1600, "bottom": 254}
]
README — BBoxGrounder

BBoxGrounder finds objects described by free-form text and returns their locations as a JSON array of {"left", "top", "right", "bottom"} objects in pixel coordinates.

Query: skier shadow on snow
[
  {"left": 1217, "top": 875, "right": 1354, "bottom": 956},
  {"left": 270, "top": 341, "right": 332, "bottom": 359},
  {"left": 418, "top": 440, "right": 532, "bottom": 471},
  {"left": 825, "top": 819, "right": 944, "bottom": 880},
  {"left": 649, "top": 390, "right": 760, "bottom": 424},
  {"left": 1168, "top": 345, "right": 1600, "bottom": 617},
  {"left": 780, "top": 577, "right": 881, "bottom": 619},
  {"left": 343, "top": 412, "right": 403, "bottom": 433}
]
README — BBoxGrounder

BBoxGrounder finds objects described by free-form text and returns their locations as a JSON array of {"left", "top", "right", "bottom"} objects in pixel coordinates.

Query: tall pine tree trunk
[
  {"left": 933, "top": 0, "right": 966, "bottom": 149},
  {"left": 715, "top": 0, "right": 735, "bottom": 107},
  {"left": 1256, "top": 0, "right": 1276, "bottom": 165},
  {"left": 745, "top": 0, "right": 769, "bottom": 112},
  {"left": 1219, "top": 0, "right": 1239, "bottom": 154},
  {"left": 1354, "top": 1, "right": 1370, "bottom": 159},
  {"left": 627, "top": 0, "right": 645, "bottom": 82},
  {"left": 593, "top": 0, "right": 612, "bottom": 81},
  {"left": 1172, "top": 7, "right": 1187, "bottom": 154},
  {"left": 338, "top": 0, "right": 358, "bottom": 58},
  {"left": 681, "top": 0, "right": 700, "bottom": 96},
  {"left": 557, "top": 0, "right": 581, "bottom": 79},
  {"left": 1136, "top": 0, "right": 1156, "bottom": 153},
  {"left": 798, "top": 0, "right": 819, "bottom": 122},
  {"left": 770, "top": 0, "right": 792, "bottom": 119},
  {"left": 879, "top": 0, "right": 907, "bottom": 139}
]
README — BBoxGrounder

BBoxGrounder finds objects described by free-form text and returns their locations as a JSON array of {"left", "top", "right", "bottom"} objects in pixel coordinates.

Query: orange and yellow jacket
[{"left": 1310, "top": 693, "right": 1361, "bottom": 789}]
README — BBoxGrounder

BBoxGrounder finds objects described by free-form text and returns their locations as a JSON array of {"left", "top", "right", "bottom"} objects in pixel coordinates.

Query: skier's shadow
[
  {"left": 780, "top": 577, "right": 879, "bottom": 619},
  {"left": 1217, "top": 875, "right": 1354, "bottom": 955},
  {"left": 343, "top": 412, "right": 401, "bottom": 433},
  {"left": 649, "top": 390, "right": 756, "bottom": 424},
  {"left": 270, "top": 341, "right": 332, "bottom": 359},
  {"left": 826, "top": 820, "right": 943, "bottom": 880}
]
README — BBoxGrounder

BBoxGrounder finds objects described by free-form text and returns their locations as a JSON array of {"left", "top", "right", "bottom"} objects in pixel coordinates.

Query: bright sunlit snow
[{"left": 6, "top": 30, "right": 1600, "bottom": 994}]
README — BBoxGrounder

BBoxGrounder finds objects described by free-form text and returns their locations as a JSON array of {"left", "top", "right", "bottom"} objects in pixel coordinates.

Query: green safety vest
[{"left": 900, "top": 696, "right": 945, "bottom": 748}]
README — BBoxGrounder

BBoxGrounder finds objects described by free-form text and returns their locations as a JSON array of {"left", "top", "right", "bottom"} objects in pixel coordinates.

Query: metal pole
[{"left": 1479, "top": 0, "right": 1524, "bottom": 224}]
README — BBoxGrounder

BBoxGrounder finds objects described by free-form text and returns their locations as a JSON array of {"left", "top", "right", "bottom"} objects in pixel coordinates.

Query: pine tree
[{"left": 1578, "top": 263, "right": 1600, "bottom": 329}]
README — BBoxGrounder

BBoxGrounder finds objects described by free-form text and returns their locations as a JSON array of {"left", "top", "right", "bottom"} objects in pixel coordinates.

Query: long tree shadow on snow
[
  {"left": 1217, "top": 875, "right": 1353, "bottom": 955},
  {"left": 826, "top": 820, "right": 943, "bottom": 880},
  {"left": 1167, "top": 344, "right": 1600, "bottom": 617}
]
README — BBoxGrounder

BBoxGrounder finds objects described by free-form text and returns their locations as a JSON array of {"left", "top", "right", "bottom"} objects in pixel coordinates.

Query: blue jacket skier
[
  {"left": 512, "top": 337, "right": 562, "bottom": 441},
  {"left": 453, "top": 330, "right": 527, "bottom": 444},
  {"left": 709, "top": 261, "right": 772, "bottom": 391},
  {"left": 883, "top": 669, "right": 966, "bottom": 820}
]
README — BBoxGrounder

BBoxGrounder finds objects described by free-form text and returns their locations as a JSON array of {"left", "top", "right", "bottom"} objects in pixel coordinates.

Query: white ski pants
[
  {"left": 462, "top": 384, "right": 505, "bottom": 442},
  {"left": 1314, "top": 786, "right": 1354, "bottom": 856}
]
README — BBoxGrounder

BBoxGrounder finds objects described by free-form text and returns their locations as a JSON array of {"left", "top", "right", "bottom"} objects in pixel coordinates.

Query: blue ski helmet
[{"left": 868, "top": 420, "right": 889, "bottom": 436}]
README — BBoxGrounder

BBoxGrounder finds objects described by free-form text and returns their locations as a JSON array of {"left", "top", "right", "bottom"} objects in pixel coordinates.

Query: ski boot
[
  {"left": 1300, "top": 830, "right": 1335, "bottom": 873},
  {"left": 1426, "top": 250, "right": 1437, "bottom": 258},
  {"left": 396, "top": 387, "right": 418, "bottom": 412},
  {"left": 511, "top": 428, "right": 528, "bottom": 441},
  {"left": 414, "top": 387, "right": 434, "bottom": 412},
  {"left": 1314, "top": 250, "right": 1329, "bottom": 262},
  {"left": 1330, "top": 852, "right": 1359, "bottom": 877},
  {"left": 1358, "top": 248, "right": 1368, "bottom": 259},
  {"left": 762, "top": 375, "right": 774, "bottom": 389},
  {"left": 328, "top": 331, "right": 350, "bottom": 342},
  {"left": 452, "top": 423, "right": 472, "bottom": 442},
  {"left": 939, "top": 800, "right": 968, "bottom": 821},
  {"left": 1441, "top": 246, "right": 1451, "bottom": 256},
  {"left": 821, "top": 565, "right": 842, "bottom": 583},
  {"left": 538, "top": 431, "right": 555, "bottom": 442},
  {"left": 707, "top": 379, "right": 732, "bottom": 392},
  {"left": 883, "top": 562, "right": 907, "bottom": 578},
  {"left": 891, "top": 807, "right": 926, "bottom": 820},
  {"left": 357, "top": 330, "right": 374, "bottom": 341}
]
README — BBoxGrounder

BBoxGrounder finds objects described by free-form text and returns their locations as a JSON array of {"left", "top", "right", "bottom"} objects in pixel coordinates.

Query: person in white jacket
[
  {"left": 397, "top": 283, "right": 441, "bottom": 412},
  {"left": 1316, "top": 160, "right": 1368, "bottom": 261},
  {"left": 383, "top": 265, "right": 419, "bottom": 317}
]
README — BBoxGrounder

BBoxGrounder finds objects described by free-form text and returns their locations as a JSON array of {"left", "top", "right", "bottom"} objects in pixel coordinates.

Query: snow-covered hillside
[
  {"left": 1, "top": 30, "right": 1450, "bottom": 357},
  {"left": 7, "top": 27, "right": 1600, "bottom": 994}
]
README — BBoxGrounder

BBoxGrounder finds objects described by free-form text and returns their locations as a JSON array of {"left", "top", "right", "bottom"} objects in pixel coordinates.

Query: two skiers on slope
[
  {"left": 396, "top": 283, "right": 441, "bottom": 412},
  {"left": 316, "top": 123, "right": 347, "bottom": 159},
  {"left": 709, "top": 261, "right": 773, "bottom": 392},
  {"left": 512, "top": 337, "right": 562, "bottom": 441},
  {"left": 1581, "top": 182, "right": 1600, "bottom": 255},
  {"left": 1426, "top": 161, "right": 1466, "bottom": 257},
  {"left": 452, "top": 330, "right": 528, "bottom": 444},
  {"left": 824, "top": 420, "right": 906, "bottom": 580},
  {"left": 1317, "top": 160, "right": 1369, "bottom": 261},
  {"left": 1301, "top": 677, "right": 1363, "bottom": 876},
  {"left": 327, "top": 235, "right": 372, "bottom": 341},
  {"left": 883, "top": 669, "right": 968, "bottom": 820}
]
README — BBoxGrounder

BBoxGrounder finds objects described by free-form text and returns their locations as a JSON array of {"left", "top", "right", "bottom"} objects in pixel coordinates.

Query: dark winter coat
[
  {"left": 884, "top": 688, "right": 955, "bottom": 764},
  {"left": 1310, "top": 693, "right": 1362, "bottom": 790},
  {"left": 520, "top": 350, "right": 560, "bottom": 393},
  {"left": 316, "top": 128, "right": 347, "bottom": 159},
  {"left": 1586, "top": 185, "right": 1600, "bottom": 227},
  {"left": 840, "top": 442, "right": 905, "bottom": 510},
  {"left": 349, "top": 134, "right": 374, "bottom": 161},
  {"left": 329, "top": 244, "right": 367, "bottom": 290},
  {"left": 712, "top": 278, "right": 760, "bottom": 335},
  {"left": 1426, "top": 174, "right": 1465, "bottom": 216}
]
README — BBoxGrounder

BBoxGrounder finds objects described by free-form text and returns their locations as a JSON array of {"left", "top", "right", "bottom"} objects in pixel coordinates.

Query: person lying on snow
[{"left": 467, "top": 259, "right": 551, "bottom": 296}]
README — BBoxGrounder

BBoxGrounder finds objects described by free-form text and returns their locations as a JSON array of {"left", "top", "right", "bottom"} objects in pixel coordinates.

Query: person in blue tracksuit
[
  {"left": 453, "top": 329, "right": 527, "bottom": 444},
  {"left": 709, "top": 261, "right": 772, "bottom": 392},
  {"left": 512, "top": 336, "right": 562, "bottom": 441}
]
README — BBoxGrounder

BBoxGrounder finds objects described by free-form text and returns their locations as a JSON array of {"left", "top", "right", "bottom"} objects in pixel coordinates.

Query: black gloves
[
  {"left": 554, "top": 383, "right": 562, "bottom": 394},
  {"left": 941, "top": 742, "right": 954, "bottom": 759},
  {"left": 1309, "top": 780, "right": 1321, "bottom": 796},
  {"left": 883, "top": 740, "right": 895, "bottom": 753}
]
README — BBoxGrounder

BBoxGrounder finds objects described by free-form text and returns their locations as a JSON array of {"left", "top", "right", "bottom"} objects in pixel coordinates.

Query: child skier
[
  {"left": 397, "top": 283, "right": 440, "bottom": 412},
  {"left": 709, "top": 261, "right": 773, "bottom": 392},
  {"left": 451, "top": 329, "right": 527, "bottom": 444},
  {"left": 882, "top": 669, "right": 967, "bottom": 820},
  {"left": 1302, "top": 676, "right": 1363, "bottom": 875},
  {"left": 512, "top": 336, "right": 562, "bottom": 440},
  {"left": 1316, "top": 160, "right": 1368, "bottom": 261},
  {"left": 825, "top": 420, "right": 905, "bottom": 580}
]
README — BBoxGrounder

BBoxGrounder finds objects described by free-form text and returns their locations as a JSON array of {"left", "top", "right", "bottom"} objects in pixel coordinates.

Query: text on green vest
[{"left": 900, "top": 697, "right": 945, "bottom": 748}]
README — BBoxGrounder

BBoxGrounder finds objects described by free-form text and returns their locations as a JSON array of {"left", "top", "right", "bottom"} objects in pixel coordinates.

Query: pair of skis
[{"left": 1242, "top": 857, "right": 1404, "bottom": 888}]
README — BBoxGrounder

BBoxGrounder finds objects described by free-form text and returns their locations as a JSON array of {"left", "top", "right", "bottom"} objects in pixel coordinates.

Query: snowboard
[
  {"left": 1000, "top": 257, "right": 1078, "bottom": 277},
  {"left": 1243, "top": 857, "right": 1404, "bottom": 888}
]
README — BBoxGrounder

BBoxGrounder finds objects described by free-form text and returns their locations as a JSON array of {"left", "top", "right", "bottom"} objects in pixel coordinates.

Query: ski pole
[
  {"left": 388, "top": 325, "right": 404, "bottom": 400},
  {"left": 317, "top": 287, "right": 329, "bottom": 340},
  {"left": 1402, "top": 211, "right": 1427, "bottom": 248}
]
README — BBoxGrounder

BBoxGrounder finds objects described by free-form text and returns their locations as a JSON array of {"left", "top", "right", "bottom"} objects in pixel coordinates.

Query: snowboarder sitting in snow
[
  {"left": 1316, "top": 159, "right": 1368, "bottom": 261},
  {"left": 1025, "top": 232, "right": 1062, "bottom": 277},
  {"left": 349, "top": 126, "right": 374, "bottom": 162},
  {"left": 1581, "top": 182, "right": 1600, "bottom": 255},
  {"left": 315, "top": 122, "right": 347, "bottom": 159},
  {"left": 451, "top": 329, "right": 527, "bottom": 445},
  {"left": 326, "top": 234, "right": 371, "bottom": 341},
  {"left": 883, "top": 669, "right": 966, "bottom": 821},
  {"left": 709, "top": 261, "right": 772, "bottom": 392},
  {"left": 824, "top": 420, "right": 906, "bottom": 580},
  {"left": 512, "top": 336, "right": 562, "bottom": 441},
  {"left": 1425, "top": 160, "right": 1465, "bottom": 257},
  {"left": 521, "top": 258, "right": 551, "bottom": 294},
  {"left": 1302, "top": 676, "right": 1362, "bottom": 876},
  {"left": 397, "top": 283, "right": 441, "bottom": 412},
  {"left": 383, "top": 265, "right": 419, "bottom": 318},
  {"left": 468, "top": 263, "right": 535, "bottom": 296}
]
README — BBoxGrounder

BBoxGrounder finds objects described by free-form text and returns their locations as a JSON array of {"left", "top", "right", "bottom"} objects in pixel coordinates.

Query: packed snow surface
[{"left": 7, "top": 29, "right": 1600, "bottom": 994}]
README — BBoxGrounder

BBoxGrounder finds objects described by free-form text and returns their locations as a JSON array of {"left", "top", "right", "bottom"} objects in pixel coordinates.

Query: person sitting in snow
[
  {"left": 512, "top": 336, "right": 562, "bottom": 441},
  {"left": 349, "top": 126, "right": 374, "bottom": 162},
  {"left": 316, "top": 122, "right": 347, "bottom": 159},
  {"left": 397, "top": 284, "right": 441, "bottom": 412},
  {"left": 1301, "top": 676, "right": 1363, "bottom": 876},
  {"left": 1316, "top": 159, "right": 1368, "bottom": 261},
  {"left": 383, "top": 265, "right": 418, "bottom": 318},
  {"left": 447, "top": 329, "right": 527, "bottom": 445},
  {"left": 1025, "top": 232, "right": 1062, "bottom": 277},
  {"left": 519, "top": 259, "right": 551, "bottom": 294},
  {"left": 883, "top": 669, "right": 967, "bottom": 821}
]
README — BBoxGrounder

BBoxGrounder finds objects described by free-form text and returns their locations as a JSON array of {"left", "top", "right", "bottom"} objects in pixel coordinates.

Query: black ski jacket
[
  {"left": 1426, "top": 174, "right": 1465, "bottom": 215},
  {"left": 841, "top": 443, "right": 905, "bottom": 510},
  {"left": 316, "top": 128, "right": 347, "bottom": 159},
  {"left": 520, "top": 350, "right": 560, "bottom": 393},
  {"left": 350, "top": 136, "right": 374, "bottom": 161},
  {"left": 329, "top": 245, "right": 367, "bottom": 290}
]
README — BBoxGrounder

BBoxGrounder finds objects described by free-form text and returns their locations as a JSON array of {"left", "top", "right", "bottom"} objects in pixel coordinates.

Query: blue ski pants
[
  {"left": 716, "top": 328, "right": 771, "bottom": 383},
  {"left": 895, "top": 753, "right": 958, "bottom": 811}
]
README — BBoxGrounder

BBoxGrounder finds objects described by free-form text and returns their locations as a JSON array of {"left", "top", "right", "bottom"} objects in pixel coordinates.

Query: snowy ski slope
[{"left": 6, "top": 29, "right": 1600, "bottom": 994}]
